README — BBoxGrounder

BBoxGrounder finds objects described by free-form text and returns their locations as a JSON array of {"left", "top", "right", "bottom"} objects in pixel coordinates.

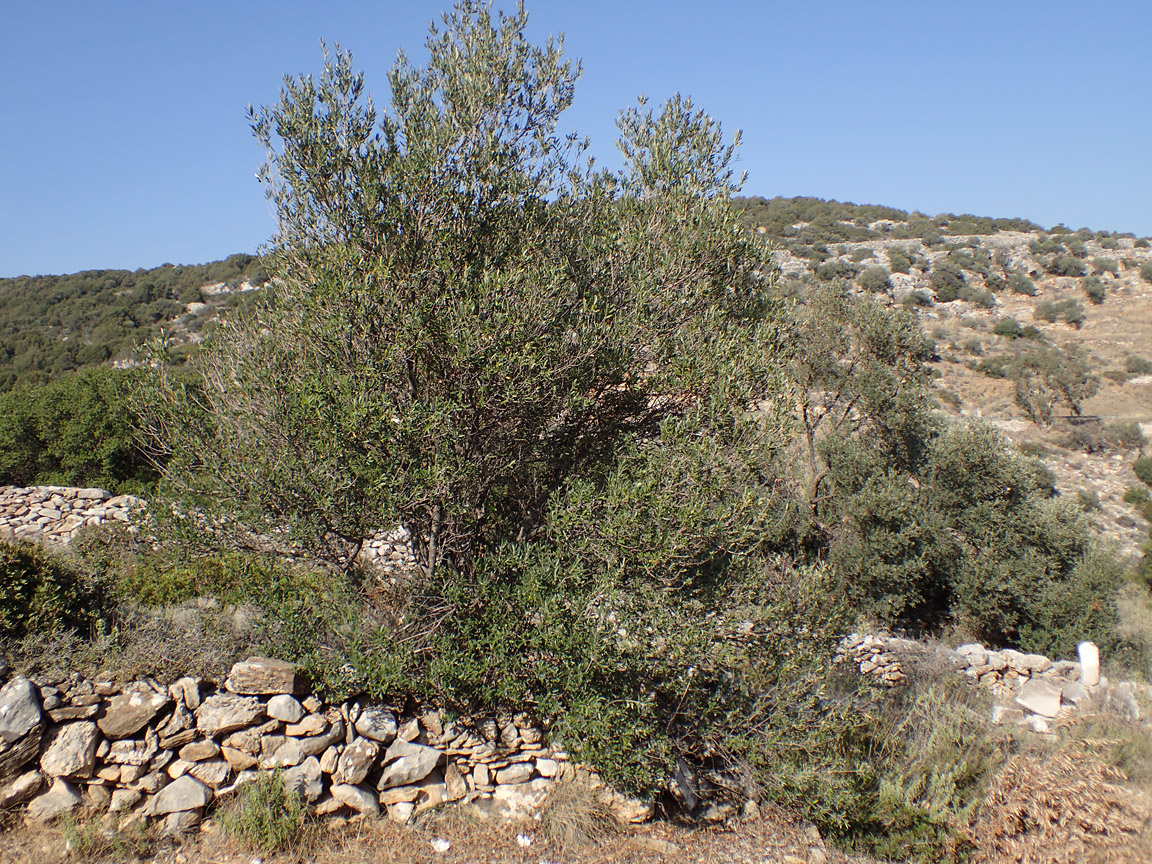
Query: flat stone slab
[
  {"left": 39, "top": 721, "right": 99, "bottom": 778},
  {"left": 152, "top": 774, "right": 212, "bottom": 814},
  {"left": 1016, "top": 678, "right": 1062, "bottom": 718},
  {"left": 225, "top": 657, "right": 298, "bottom": 695},
  {"left": 98, "top": 690, "right": 171, "bottom": 740},
  {"left": 0, "top": 678, "right": 42, "bottom": 744},
  {"left": 195, "top": 694, "right": 265, "bottom": 736}
]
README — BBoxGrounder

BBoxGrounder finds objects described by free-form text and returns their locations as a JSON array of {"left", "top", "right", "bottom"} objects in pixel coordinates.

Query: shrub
[
  {"left": 888, "top": 247, "right": 912, "bottom": 273},
  {"left": 0, "top": 541, "right": 112, "bottom": 637},
  {"left": 1106, "top": 420, "right": 1147, "bottom": 451},
  {"left": 1135, "top": 456, "right": 1152, "bottom": 487},
  {"left": 850, "top": 246, "right": 874, "bottom": 262},
  {"left": 1008, "top": 273, "right": 1037, "bottom": 296},
  {"left": 1140, "top": 261, "right": 1152, "bottom": 284},
  {"left": 1092, "top": 257, "right": 1119, "bottom": 276},
  {"left": 931, "top": 261, "right": 966, "bottom": 301},
  {"left": 1034, "top": 300, "right": 1058, "bottom": 322},
  {"left": 1082, "top": 276, "right": 1105, "bottom": 304},
  {"left": 958, "top": 286, "right": 995, "bottom": 308},
  {"left": 1135, "top": 238, "right": 1150, "bottom": 249},
  {"left": 220, "top": 771, "right": 306, "bottom": 853},
  {"left": 1047, "top": 255, "right": 1087, "bottom": 277},
  {"left": 857, "top": 266, "right": 892, "bottom": 293},
  {"left": 1123, "top": 485, "right": 1151, "bottom": 507},
  {"left": 1128, "top": 355, "right": 1152, "bottom": 375},
  {"left": 816, "top": 258, "right": 858, "bottom": 281},
  {"left": 993, "top": 318, "right": 1022, "bottom": 338},
  {"left": 983, "top": 273, "right": 1008, "bottom": 293}
]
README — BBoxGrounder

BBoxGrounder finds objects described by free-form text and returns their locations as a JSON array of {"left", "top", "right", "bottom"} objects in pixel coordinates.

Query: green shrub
[
  {"left": 857, "top": 266, "right": 892, "bottom": 293},
  {"left": 220, "top": 771, "right": 306, "bottom": 853},
  {"left": 888, "top": 247, "right": 912, "bottom": 273},
  {"left": 1047, "top": 255, "right": 1087, "bottom": 277},
  {"left": 1123, "top": 485, "right": 1151, "bottom": 507},
  {"left": 1020, "top": 325, "right": 1043, "bottom": 340},
  {"left": 1135, "top": 456, "right": 1152, "bottom": 487},
  {"left": 1106, "top": 420, "right": 1147, "bottom": 451},
  {"left": 1140, "top": 261, "right": 1152, "bottom": 284},
  {"left": 958, "top": 286, "right": 995, "bottom": 308},
  {"left": 1008, "top": 273, "right": 1037, "bottom": 296},
  {"left": 850, "top": 247, "right": 874, "bottom": 262},
  {"left": 983, "top": 273, "right": 1007, "bottom": 293},
  {"left": 931, "top": 261, "right": 965, "bottom": 301},
  {"left": 1127, "top": 355, "right": 1152, "bottom": 375},
  {"left": 0, "top": 541, "right": 112, "bottom": 637},
  {"left": 816, "top": 258, "right": 859, "bottom": 281},
  {"left": 1092, "top": 257, "right": 1119, "bottom": 276},
  {"left": 1135, "top": 238, "right": 1150, "bottom": 249},
  {"left": 1034, "top": 300, "right": 1058, "bottom": 322},
  {"left": 992, "top": 318, "right": 1022, "bottom": 338},
  {"left": 1082, "top": 276, "right": 1105, "bottom": 304}
]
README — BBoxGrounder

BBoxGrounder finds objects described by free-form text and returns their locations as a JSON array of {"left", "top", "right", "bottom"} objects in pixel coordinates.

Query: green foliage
[
  {"left": 1082, "top": 276, "right": 1105, "bottom": 304},
  {"left": 930, "top": 261, "right": 965, "bottom": 302},
  {"left": 1140, "top": 261, "right": 1152, "bottom": 283},
  {"left": 1135, "top": 238, "right": 1150, "bottom": 249},
  {"left": 0, "top": 367, "right": 156, "bottom": 491},
  {"left": 1135, "top": 456, "right": 1152, "bottom": 488},
  {"left": 1008, "top": 343, "right": 1099, "bottom": 424},
  {"left": 857, "top": 266, "right": 892, "bottom": 293},
  {"left": 1008, "top": 273, "right": 1037, "bottom": 296},
  {"left": 220, "top": 771, "right": 306, "bottom": 853},
  {"left": 1034, "top": 298, "right": 1084, "bottom": 327},
  {"left": 850, "top": 247, "right": 875, "bottom": 262},
  {"left": 0, "top": 541, "right": 112, "bottom": 637},
  {"left": 1092, "top": 257, "right": 1119, "bottom": 276},
  {"left": 816, "top": 258, "right": 859, "bottom": 282},
  {"left": 0, "top": 254, "right": 267, "bottom": 392},
  {"left": 1106, "top": 420, "right": 1147, "bottom": 451},
  {"left": 992, "top": 318, "right": 1022, "bottom": 339},
  {"left": 958, "top": 286, "right": 995, "bottom": 308},
  {"left": 888, "top": 247, "right": 912, "bottom": 273},
  {"left": 1127, "top": 355, "right": 1152, "bottom": 375},
  {"left": 1047, "top": 255, "right": 1087, "bottom": 277}
]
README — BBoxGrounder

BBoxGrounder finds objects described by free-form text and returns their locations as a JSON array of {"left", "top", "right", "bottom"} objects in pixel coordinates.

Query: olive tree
[{"left": 137, "top": 1, "right": 781, "bottom": 579}]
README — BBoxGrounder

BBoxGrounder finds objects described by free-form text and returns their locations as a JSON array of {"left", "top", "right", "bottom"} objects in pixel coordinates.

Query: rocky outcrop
[{"left": 0, "top": 656, "right": 646, "bottom": 833}]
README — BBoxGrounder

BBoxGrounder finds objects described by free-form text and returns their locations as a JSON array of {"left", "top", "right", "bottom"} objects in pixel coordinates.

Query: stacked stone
[
  {"left": 834, "top": 633, "right": 914, "bottom": 686},
  {"left": 358, "top": 526, "right": 419, "bottom": 578},
  {"left": 0, "top": 656, "right": 646, "bottom": 833},
  {"left": 0, "top": 486, "right": 143, "bottom": 545}
]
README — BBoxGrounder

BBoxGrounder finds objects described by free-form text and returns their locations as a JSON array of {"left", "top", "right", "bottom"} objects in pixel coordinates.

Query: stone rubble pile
[
  {"left": 0, "top": 486, "right": 144, "bottom": 545},
  {"left": 359, "top": 526, "right": 420, "bottom": 577},
  {"left": 837, "top": 633, "right": 1150, "bottom": 733},
  {"left": 0, "top": 657, "right": 649, "bottom": 833}
]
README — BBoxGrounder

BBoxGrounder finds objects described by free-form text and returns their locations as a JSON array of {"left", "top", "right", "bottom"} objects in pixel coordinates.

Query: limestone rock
[
  {"left": 153, "top": 775, "right": 212, "bottom": 814},
  {"left": 0, "top": 770, "right": 43, "bottom": 809},
  {"left": 98, "top": 690, "right": 170, "bottom": 740},
  {"left": 331, "top": 782, "right": 379, "bottom": 815},
  {"left": 283, "top": 756, "right": 323, "bottom": 803},
  {"left": 221, "top": 746, "right": 258, "bottom": 772},
  {"left": 378, "top": 737, "right": 441, "bottom": 789},
  {"left": 334, "top": 737, "right": 379, "bottom": 785},
  {"left": 0, "top": 677, "right": 41, "bottom": 744},
  {"left": 106, "top": 732, "right": 158, "bottom": 766},
  {"left": 1016, "top": 679, "right": 1062, "bottom": 718},
  {"left": 196, "top": 694, "right": 265, "bottom": 736},
  {"left": 299, "top": 718, "right": 345, "bottom": 757},
  {"left": 259, "top": 735, "right": 304, "bottom": 770},
  {"left": 26, "top": 778, "right": 82, "bottom": 822},
  {"left": 179, "top": 739, "right": 220, "bottom": 762},
  {"left": 188, "top": 758, "right": 231, "bottom": 788},
  {"left": 495, "top": 763, "right": 534, "bottom": 785},
  {"left": 444, "top": 763, "right": 467, "bottom": 800},
  {"left": 163, "top": 809, "right": 202, "bottom": 834},
  {"left": 267, "top": 694, "right": 304, "bottom": 723},
  {"left": 354, "top": 705, "right": 397, "bottom": 742},
  {"left": 0, "top": 723, "right": 42, "bottom": 780},
  {"left": 225, "top": 657, "right": 298, "bottom": 695},
  {"left": 285, "top": 714, "right": 328, "bottom": 737},
  {"left": 39, "top": 721, "right": 99, "bottom": 778},
  {"left": 472, "top": 778, "right": 552, "bottom": 819},
  {"left": 109, "top": 787, "right": 142, "bottom": 813}
]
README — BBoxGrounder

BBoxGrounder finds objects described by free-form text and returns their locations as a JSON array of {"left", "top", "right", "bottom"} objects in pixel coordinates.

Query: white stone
[
  {"left": 267, "top": 694, "right": 304, "bottom": 723},
  {"left": 333, "top": 737, "right": 379, "bottom": 785},
  {"left": 378, "top": 738, "right": 441, "bottom": 789},
  {"left": 354, "top": 705, "right": 397, "bottom": 742},
  {"left": 152, "top": 775, "right": 212, "bottom": 814},
  {"left": 25, "top": 779, "right": 82, "bottom": 822},
  {"left": 1015, "top": 678, "right": 1062, "bottom": 718},
  {"left": 39, "top": 721, "right": 99, "bottom": 778},
  {"left": 0, "top": 677, "right": 42, "bottom": 744},
  {"left": 283, "top": 756, "right": 323, "bottom": 803},
  {"left": 331, "top": 782, "right": 380, "bottom": 815},
  {"left": 1078, "top": 641, "right": 1100, "bottom": 687}
]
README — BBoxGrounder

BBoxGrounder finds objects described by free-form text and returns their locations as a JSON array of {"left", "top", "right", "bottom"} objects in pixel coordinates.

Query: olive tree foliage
[{"left": 136, "top": 2, "right": 783, "bottom": 577}]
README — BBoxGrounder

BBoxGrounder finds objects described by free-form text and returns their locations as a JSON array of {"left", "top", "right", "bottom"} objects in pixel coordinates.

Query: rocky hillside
[{"left": 736, "top": 197, "right": 1152, "bottom": 559}]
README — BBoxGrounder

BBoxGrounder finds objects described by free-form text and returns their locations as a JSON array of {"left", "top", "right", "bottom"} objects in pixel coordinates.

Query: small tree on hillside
[{"left": 136, "top": 2, "right": 782, "bottom": 579}]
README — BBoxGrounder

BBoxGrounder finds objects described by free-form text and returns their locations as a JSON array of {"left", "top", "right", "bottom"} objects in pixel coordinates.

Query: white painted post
[{"left": 1078, "top": 641, "right": 1100, "bottom": 687}]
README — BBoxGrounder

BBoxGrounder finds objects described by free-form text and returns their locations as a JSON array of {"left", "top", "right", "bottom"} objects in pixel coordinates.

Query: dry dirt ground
[{"left": 0, "top": 807, "right": 852, "bottom": 864}]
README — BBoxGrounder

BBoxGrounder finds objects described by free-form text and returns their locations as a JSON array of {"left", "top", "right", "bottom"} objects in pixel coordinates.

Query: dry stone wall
[
  {"left": 0, "top": 656, "right": 649, "bottom": 833},
  {"left": 836, "top": 633, "right": 1150, "bottom": 732},
  {"left": 0, "top": 486, "right": 144, "bottom": 545}
]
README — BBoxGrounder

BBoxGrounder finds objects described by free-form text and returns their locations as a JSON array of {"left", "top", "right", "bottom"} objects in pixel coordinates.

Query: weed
[
  {"left": 538, "top": 777, "right": 620, "bottom": 851},
  {"left": 219, "top": 770, "right": 306, "bottom": 853}
]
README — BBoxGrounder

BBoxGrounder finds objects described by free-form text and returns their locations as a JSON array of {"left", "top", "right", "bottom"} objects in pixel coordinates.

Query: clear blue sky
[{"left": 2, "top": 1, "right": 1150, "bottom": 277}]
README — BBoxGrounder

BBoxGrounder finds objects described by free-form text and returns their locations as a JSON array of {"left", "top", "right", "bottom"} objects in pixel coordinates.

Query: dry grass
[
  {"left": 969, "top": 745, "right": 1152, "bottom": 864},
  {"left": 537, "top": 777, "right": 621, "bottom": 852}
]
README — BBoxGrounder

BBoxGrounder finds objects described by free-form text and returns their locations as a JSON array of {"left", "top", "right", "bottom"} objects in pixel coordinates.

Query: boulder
[
  {"left": 377, "top": 737, "right": 441, "bottom": 789},
  {"left": 267, "top": 694, "right": 304, "bottom": 724},
  {"left": 39, "top": 721, "right": 99, "bottom": 778},
  {"left": 259, "top": 735, "right": 304, "bottom": 770},
  {"left": 224, "top": 657, "right": 298, "bottom": 695},
  {"left": 178, "top": 740, "right": 220, "bottom": 762},
  {"left": 299, "top": 718, "right": 345, "bottom": 757},
  {"left": 1016, "top": 679, "right": 1062, "bottom": 718},
  {"left": 0, "top": 770, "right": 43, "bottom": 809},
  {"left": 0, "top": 724, "right": 42, "bottom": 780},
  {"left": 283, "top": 756, "right": 323, "bottom": 802},
  {"left": 188, "top": 758, "right": 231, "bottom": 788},
  {"left": 106, "top": 735, "right": 158, "bottom": 766},
  {"left": 331, "top": 782, "right": 380, "bottom": 815},
  {"left": 472, "top": 778, "right": 552, "bottom": 820},
  {"left": 109, "top": 787, "right": 142, "bottom": 813},
  {"left": 0, "top": 677, "right": 41, "bottom": 744},
  {"left": 334, "top": 737, "right": 379, "bottom": 786},
  {"left": 152, "top": 775, "right": 212, "bottom": 814},
  {"left": 25, "top": 778, "right": 82, "bottom": 822},
  {"left": 196, "top": 694, "right": 265, "bottom": 736},
  {"left": 98, "top": 690, "right": 170, "bottom": 740},
  {"left": 354, "top": 705, "right": 397, "bottom": 743},
  {"left": 495, "top": 763, "right": 534, "bottom": 785},
  {"left": 285, "top": 714, "right": 328, "bottom": 737}
]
